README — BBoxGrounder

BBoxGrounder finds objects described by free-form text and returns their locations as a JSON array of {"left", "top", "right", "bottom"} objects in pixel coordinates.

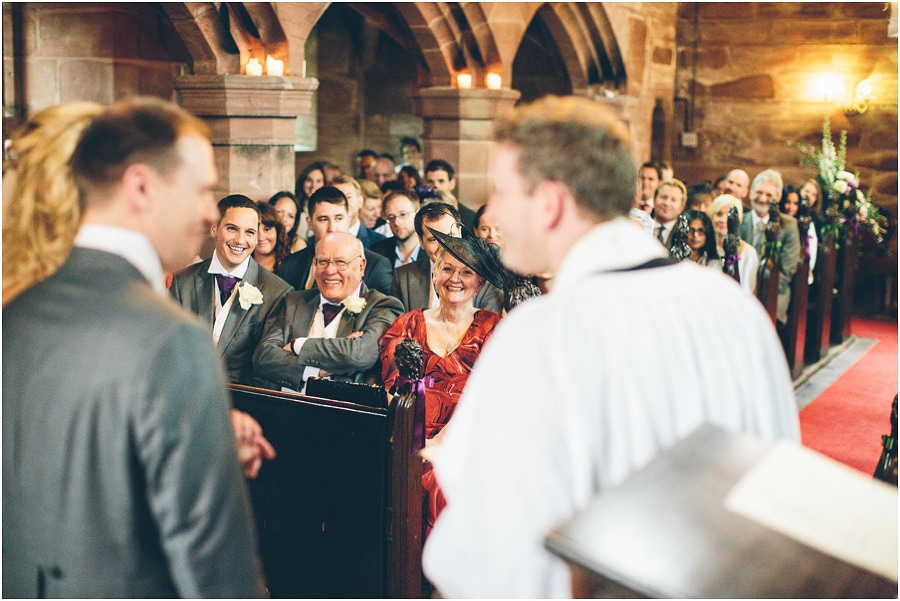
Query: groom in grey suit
[
  {"left": 170, "top": 194, "right": 293, "bottom": 386},
  {"left": 3, "top": 98, "right": 265, "bottom": 597},
  {"left": 254, "top": 232, "right": 403, "bottom": 391}
]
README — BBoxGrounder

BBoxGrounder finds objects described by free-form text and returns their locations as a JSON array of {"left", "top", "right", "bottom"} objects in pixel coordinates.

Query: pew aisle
[{"left": 799, "top": 318, "right": 898, "bottom": 474}]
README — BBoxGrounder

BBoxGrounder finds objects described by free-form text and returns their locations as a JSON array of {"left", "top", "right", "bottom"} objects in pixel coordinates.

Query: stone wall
[{"left": 673, "top": 2, "right": 898, "bottom": 240}]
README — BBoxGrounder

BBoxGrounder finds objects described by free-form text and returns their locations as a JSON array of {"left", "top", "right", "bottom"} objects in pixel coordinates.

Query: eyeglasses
[
  {"left": 688, "top": 228, "right": 707, "bottom": 236},
  {"left": 385, "top": 211, "right": 413, "bottom": 223},
  {"left": 313, "top": 256, "right": 362, "bottom": 271}
]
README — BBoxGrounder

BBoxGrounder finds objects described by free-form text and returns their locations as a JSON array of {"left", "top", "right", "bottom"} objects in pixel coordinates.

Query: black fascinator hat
[{"left": 425, "top": 224, "right": 512, "bottom": 293}]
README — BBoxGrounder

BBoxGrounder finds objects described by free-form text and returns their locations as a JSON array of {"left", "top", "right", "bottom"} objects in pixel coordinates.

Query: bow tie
[
  {"left": 215, "top": 274, "right": 241, "bottom": 306},
  {"left": 322, "top": 302, "right": 344, "bottom": 326}
]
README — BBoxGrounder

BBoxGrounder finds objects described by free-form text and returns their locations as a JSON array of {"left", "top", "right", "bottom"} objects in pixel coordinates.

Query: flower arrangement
[{"left": 796, "top": 116, "right": 887, "bottom": 246}]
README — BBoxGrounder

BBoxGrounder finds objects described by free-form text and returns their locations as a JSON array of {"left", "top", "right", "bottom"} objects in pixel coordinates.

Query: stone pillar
[
  {"left": 413, "top": 87, "right": 520, "bottom": 209},
  {"left": 173, "top": 74, "right": 319, "bottom": 201}
]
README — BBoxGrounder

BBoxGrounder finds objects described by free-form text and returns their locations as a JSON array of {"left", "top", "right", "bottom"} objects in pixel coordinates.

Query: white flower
[
  {"left": 236, "top": 282, "right": 264, "bottom": 310},
  {"left": 856, "top": 190, "right": 865, "bottom": 202},
  {"left": 832, "top": 180, "right": 848, "bottom": 194},
  {"left": 836, "top": 170, "right": 855, "bottom": 182},
  {"left": 343, "top": 296, "right": 366, "bottom": 316}
]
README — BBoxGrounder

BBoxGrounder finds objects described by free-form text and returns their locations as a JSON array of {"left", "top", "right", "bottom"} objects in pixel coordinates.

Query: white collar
[
  {"left": 752, "top": 211, "right": 770, "bottom": 226},
  {"left": 207, "top": 251, "right": 251, "bottom": 278},
  {"left": 348, "top": 221, "right": 361, "bottom": 237},
  {"left": 75, "top": 224, "right": 166, "bottom": 294},
  {"left": 553, "top": 217, "right": 668, "bottom": 292}
]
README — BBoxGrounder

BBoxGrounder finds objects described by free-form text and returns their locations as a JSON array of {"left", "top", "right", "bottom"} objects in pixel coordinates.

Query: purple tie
[
  {"left": 322, "top": 302, "right": 343, "bottom": 326},
  {"left": 215, "top": 274, "right": 241, "bottom": 306}
]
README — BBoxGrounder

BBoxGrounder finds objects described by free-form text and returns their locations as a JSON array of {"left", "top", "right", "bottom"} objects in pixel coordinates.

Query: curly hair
[{"left": 3, "top": 102, "right": 104, "bottom": 305}]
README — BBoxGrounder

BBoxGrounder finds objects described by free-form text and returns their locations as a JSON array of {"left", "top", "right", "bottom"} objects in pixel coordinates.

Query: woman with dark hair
[
  {"left": 269, "top": 190, "right": 307, "bottom": 253},
  {"left": 779, "top": 184, "right": 801, "bottom": 216},
  {"left": 295, "top": 160, "right": 326, "bottom": 204},
  {"left": 684, "top": 209, "right": 719, "bottom": 267},
  {"left": 782, "top": 183, "right": 818, "bottom": 282},
  {"left": 254, "top": 202, "right": 289, "bottom": 273},
  {"left": 397, "top": 164, "right": 422, "bottom": 192}
]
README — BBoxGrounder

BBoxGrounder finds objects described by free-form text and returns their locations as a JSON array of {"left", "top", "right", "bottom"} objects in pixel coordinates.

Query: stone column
[
  {"left": 174, "top": 74, "right": 319, "bottom": 201},
  {"left": 413, "top": 87, "right": 520, "bottom": 209}
]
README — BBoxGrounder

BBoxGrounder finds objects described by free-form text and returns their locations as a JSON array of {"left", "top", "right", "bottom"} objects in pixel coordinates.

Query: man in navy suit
[
  {"left": 278, "top": 186, "right": 393, "bottom": 296},
  {"left": 331, "top": 174, "right": 385, "bottom": 249}
]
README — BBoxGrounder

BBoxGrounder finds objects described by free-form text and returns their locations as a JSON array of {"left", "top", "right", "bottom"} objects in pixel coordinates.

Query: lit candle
[
  {"left": 245, "top": 58, "right": 263, "bottom": 76},
  {"left": 486, "top": 73, "right": 502, "bottom": 90},
  {"left": 456, "top": 73, "right": 473, "bottom": 89},
  {"left": 266, "top": 56, "right": 284, "bottom": 77}
]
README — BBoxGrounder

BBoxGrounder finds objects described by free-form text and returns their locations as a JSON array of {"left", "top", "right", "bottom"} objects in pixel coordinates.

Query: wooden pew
[
  {"left": 229, "top": 384, "right": 422, "bottom": 598},
  {"left": 782, "top": 253, "right": 810, "bottom": 379},
  {"left": 831, "top": 227, "right": 858, "bottom": 345},
  {"left": 805, "top": 231, "right": 837, "bottom": 363},
  {"left": 755, "top": 254, "right": 780, "bottom": 327}
]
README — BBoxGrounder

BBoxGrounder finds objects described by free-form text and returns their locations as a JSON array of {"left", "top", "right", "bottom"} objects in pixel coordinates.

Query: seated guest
[
  {"left": 269, "top": 190, "right": 307, "bottom": 253},
  {"left": 372, "top": 155, "right": 397, "bottom": 189},
  {"left": 323, "top": 161, "right": 342, "bottom": 185},
  {"left": 687, "top": 182, "right": 714, "bottom": 213},
  {"left": 278, "top": 186, "right": 393, "bottom": 296},
  {"left": 684, "top": 209, "right": 720, "bottom": 267},
  {"left": 637, "top": 162, "right": 661, "bottom": 212},
  {"left": 708, "top": 194, "right": 759, "bottom": 295},
  {"left": 391, "top": 202, "right": 503, "bottom": 313},
  {"left": 254, "top": 232, "right": 403, "bottom": 392},
  {"left": 358, "top": 178, "right": 387, "bottom": 232},
  {"left": 253, "top": 201, "right": 289, "bottom": 273},
  {"left": 170, "top": 194, "right": 293, "bottom": 386},
  {"left": 652, "top": 178, "right": 688, "bottom": 249},
  {"left": 781, "top": 184, "right": 818, "bottom": 283},
  {"left": 740, "top": 169, "right": 801, "bottom": 324},
  {"left": 370, "top": 190, "right": 422, "bottom": 266},
  {"left": 331, "top": 174, "right": 386, "bottom": 249},
  {"left": 474, "top": 204, "right": 501, "bottom": 246},
  {"left": 424, "top": 159, "right": 477, "bottom": 230},
  {"left": 356, "top": 148, "right": 377, "bottom": 181},
  {"left": 398, "top": 165, "right": 423, "bottom": 192},
  {"left": 380, "top": 231, "right": 503, "bottom": 534}
]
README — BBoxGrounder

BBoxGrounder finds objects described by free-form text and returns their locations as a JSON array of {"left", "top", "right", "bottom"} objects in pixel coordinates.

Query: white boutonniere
[
  {"left": 236, "top": 282, "right": 264, "bottom": 310},
  {"left": 343, "top": 296, "right": 366, "bottom": 316}
]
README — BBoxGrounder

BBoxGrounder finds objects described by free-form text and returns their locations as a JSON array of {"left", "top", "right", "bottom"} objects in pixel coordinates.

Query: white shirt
[
  {"left": 654, "top": 218, "right": 676, "bottom": 245},
  {"left": 284, "top": 295, "right": 346, "bottom": 393},
  {"left": 392, "top": 242, "right": 420, "bottom": 268},
  {"left": 207, "top": 252, "right": 251, "bottom": 344},
  {"left": 423, "top": 217, "right": 800, "bottom": 598},
  {"left": 74, "top": 224, "right": 165, "bottom": 295},
  {"left": 348, "top": 220, "right": 361, "bottom": 237}
]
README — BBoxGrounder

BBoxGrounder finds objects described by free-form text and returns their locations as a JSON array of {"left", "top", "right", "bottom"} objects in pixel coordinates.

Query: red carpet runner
[{"left": 799, "top": 318, "right": 899, "bottom": 474}]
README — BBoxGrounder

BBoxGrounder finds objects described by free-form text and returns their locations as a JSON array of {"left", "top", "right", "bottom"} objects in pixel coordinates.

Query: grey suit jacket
[
  {"left": 253, "top": 286, "right": 404, "bottom": 390},
  {"left": 170, "top": 257, "right": 293, "bottom": 385},
  {"left": 2, "top": 248, "right": 264, "bottom": 598},
  {"left": 740, "top": 211, "right": 801, "bottom": 322},
  {"left": 391, "top": 252, "right": 504, "bottom": 313}
]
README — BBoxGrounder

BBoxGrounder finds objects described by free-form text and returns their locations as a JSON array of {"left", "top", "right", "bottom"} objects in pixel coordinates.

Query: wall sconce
[
  {"left": 844, "top": 78, "right": 875, "bottom": 115},
  {"left": 456, "top": 72, "right": 473, "bottom": 89},
  {"left": 245, "top": 58, "right": 263, "bottom": 76},
  {"left": 486, "top": 72, "right": 502, "bottom": 90},
  {"left": 266, "top": 56, "right": 284, "bottom": 77},
  {"left": 809, "top": 73, "right": 847, "bottom": 105}
]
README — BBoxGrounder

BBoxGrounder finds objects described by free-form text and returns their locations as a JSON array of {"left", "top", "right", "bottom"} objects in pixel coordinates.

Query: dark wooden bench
[
  {"left": 755, "top": 253, "right": 780, "bottom": 327},
  {"left": 805, "top": 231, "right": 838, "bottom": 364},
  {"left": 783, "top": 252, "right": 810, "bottom": 379},
  {"left": 229, "top": 384, "right": 422, "bottom": 598},
  {"left": 831, "top": 227, "right": 858, "bottom": 345}
]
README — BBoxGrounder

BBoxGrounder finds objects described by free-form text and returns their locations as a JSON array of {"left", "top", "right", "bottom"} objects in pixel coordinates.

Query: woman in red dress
[{"left": 380, "top": 228, "right": 506, "bottom": 534}]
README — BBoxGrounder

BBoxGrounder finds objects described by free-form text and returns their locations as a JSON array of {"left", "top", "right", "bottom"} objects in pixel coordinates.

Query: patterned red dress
[{"left": 379, "top": 308, "right": 501, "bottom": 532}]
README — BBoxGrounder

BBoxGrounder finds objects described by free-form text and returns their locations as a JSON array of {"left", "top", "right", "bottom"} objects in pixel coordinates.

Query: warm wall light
[
  {"left": 486, "top": 72, "right": 502, "bottom": 90},
  {"left": 266, "top": 56, "right": 284, "bottom": 76},
  {"left": 456, "top": 73, "right": 473, "bottom": 89},
  {"left": 845, "top": 78, "right": 875, "bottom": 115},
  {"left": 809, "top": 73, "right": 847, "bottom": 104},
  {"left": 245, "top": 58, "right": 263, "bottom": 76}
]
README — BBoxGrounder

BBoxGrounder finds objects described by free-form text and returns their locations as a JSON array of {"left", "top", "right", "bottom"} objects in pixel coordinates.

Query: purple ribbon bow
[{"left": 397, "top": 375, "right": 434, "bottom": 453}]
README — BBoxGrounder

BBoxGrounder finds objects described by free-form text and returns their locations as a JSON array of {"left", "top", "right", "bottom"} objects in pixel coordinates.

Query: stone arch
[{"left": 160, "top": 3, "right": 232, "bottom": 74}]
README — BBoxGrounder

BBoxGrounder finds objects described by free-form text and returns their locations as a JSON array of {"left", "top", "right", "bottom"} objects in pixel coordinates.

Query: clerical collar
[
  {"left": 75, "top": 223, "right": 165, "bottom": 294},
  {"left": 208, "top": 251, "right": 251, "bottom": 278}
]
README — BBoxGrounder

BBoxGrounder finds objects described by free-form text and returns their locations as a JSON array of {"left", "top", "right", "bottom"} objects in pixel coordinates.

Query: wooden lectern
[{"left": 545, "top": 425, "right": 898, "bottom": 598}]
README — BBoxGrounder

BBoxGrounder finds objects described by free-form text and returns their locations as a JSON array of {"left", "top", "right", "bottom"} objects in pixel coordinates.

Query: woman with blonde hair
[
  {"left": 707, "top": 194, "right": 759, "bottom": 295},
  {"left": 3, "top": 102, "right": 104, "bottom": 305}
]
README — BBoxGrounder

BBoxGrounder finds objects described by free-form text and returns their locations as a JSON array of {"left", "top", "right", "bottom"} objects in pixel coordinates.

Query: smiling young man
[
  {"left": 170, "top": 194, "right": 293, "bottom": 386},
  {"left": 370, "top": 190, "right": 422, "bottom": 266},
  {"left": 652, "top": 178, "right": 688, "bottom": 248},
  {"left": 253, "top": 231, "right": 403, "bottom": 392}
]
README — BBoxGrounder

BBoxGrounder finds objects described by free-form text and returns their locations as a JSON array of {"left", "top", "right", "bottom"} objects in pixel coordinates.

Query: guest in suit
[
  {"left": 372, "top": 156, "right": 397, "bottom": 188},
  {"left": 170, "top": 194, "right": 293, "bottom": 386},
  {"left": 709, "top": 194, "right": 759, "bottom": 295},
  {"left": 358, "top": 178, "right": 385, "bottom": 230},
  {"left": 331, "top": 174, "right": 386, "bottom": 249},
  {"left": 474, "top": 204, "right": 501, "bottom": 246},
  {"left": 392, "top": 202, "right": 503, "bottom": 313},
  {"left": 3, "top": 97, "right": 266, "bottom": 597},
  {"left": 652, "top": 178, "right": 688, "bottom": 250},
  {"left": 739, "top": 169, "right": 801, "bottom": 324},
  {"left": 253, "top": 201, "right": 289, "bottom": 273},
  {"left": 277, "top": 186, "right": 393, "bottom": 295},
  {"left": 424, "top": 159, "right": 477, "bottom": 230},
  {"left": 254, "top": 232, "right": 403, "bottom": 392},
  {"left": 370, "top": 189, "right": 422, "bottom": 266},
  {"left": 637, "top": 162, "right": 661, "bottom": 213},
  {"left": 2, "top": 101, "right": 103, "bottom": 305}
]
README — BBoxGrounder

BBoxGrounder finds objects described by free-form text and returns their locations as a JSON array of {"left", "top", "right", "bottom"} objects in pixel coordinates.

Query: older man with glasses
[{"left": 253, "top": 231, "right": 403, "bottom": 393}]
